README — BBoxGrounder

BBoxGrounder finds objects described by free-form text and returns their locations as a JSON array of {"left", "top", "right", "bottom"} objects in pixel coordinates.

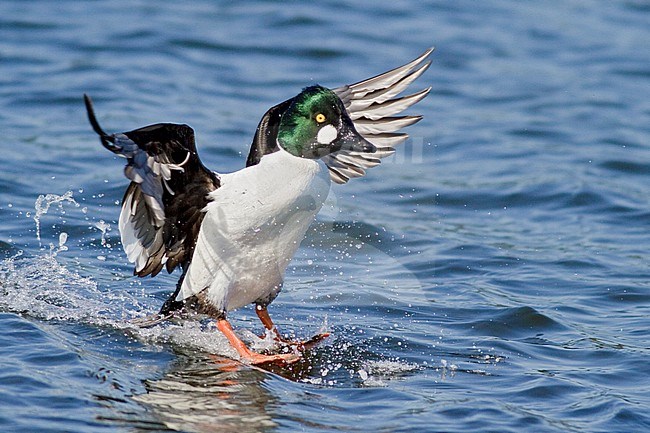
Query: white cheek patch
[{"left": 317, "top": 124, "right": 337, "bottom": 145}]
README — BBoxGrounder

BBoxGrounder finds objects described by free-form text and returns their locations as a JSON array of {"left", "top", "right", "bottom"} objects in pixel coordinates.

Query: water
[{"left": 1, "top": 1, "right": 649, "bottom": 431}]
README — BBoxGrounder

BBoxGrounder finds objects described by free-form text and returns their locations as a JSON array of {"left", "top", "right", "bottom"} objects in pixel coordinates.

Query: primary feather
[{"left": 325, "top": 47, "right": 433, "bottom": 183}]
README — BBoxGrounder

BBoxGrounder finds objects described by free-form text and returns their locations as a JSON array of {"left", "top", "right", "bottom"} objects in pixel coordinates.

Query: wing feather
[
  {"left": 327, "top": 48, "right": 433, "bottom": 184},
  {"left": 353, "top": 115, "right": 423, "bottom": 135},
  {"left": 350, "top": 88, "right": 431, "bottom": 121},
  {"left": 339, "top": 48, "right": 433, "bottom": 97},
  {"left": 84, "top": 95, "right": 220, "bottom": 277}
]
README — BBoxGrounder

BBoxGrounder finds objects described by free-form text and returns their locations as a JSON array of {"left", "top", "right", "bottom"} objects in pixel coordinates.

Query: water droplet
[
  {"left": 33, "top": 191, "right": 78, "bottom": 244},
  {"left": 58, "top": 232, "right": 68, "bottom": 248},
  {"left": 94, "top": 220, "right": 111, "bottom": 246}
]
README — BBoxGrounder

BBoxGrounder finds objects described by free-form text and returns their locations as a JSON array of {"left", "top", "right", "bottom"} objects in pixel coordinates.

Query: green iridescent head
[{"left": 277, "top": 85, "right": 375, "bottom": 159}]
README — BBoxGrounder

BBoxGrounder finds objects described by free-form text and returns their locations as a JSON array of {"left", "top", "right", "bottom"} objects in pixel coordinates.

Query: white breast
[{"left": 178, "top": 149, "right": 331, "bottom": 313}]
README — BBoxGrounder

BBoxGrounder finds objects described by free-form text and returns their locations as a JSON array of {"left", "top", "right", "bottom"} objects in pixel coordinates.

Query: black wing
[{"left": 84, "top": 95, "right": 220, "bottom": 277}]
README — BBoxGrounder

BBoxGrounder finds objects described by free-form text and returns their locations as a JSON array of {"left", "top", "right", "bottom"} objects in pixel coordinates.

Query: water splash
[
  {"left": 0, "top": 190, "right": 244, "bottom": 360},
  {"left": 0, "top": 251, "right": 119, "bottom": 323},
  {"left": 4, "top": 190, "right": 431, "bottom": 381},
  {"left": 94, "top": 220, "right": 111, "bottom": 247},
  {"left": 2, "top": 190, "right": 139, "bottom": 325},
  {"left": 356, "top": 360, "right": 419, "bottom": 387},
  {"left": 57, "top": 232, "right": 69, "bottom": 253},
  {"left": 0, "top": 243, "right": 424, "bottom": 384},
  {"left": 33, "top": 191, "right": 79, "bottom": 245}
]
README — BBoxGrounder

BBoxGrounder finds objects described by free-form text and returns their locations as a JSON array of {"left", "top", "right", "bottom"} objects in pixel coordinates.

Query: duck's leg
[
  {"left": 255, "top": 305, "right": 330, "bottom": 350},
  {"left": 216, "top": 317, "right": 300, "bottom": 365},
  {"left": 256, "top": 305, "right": 284, "bottom": 340}
]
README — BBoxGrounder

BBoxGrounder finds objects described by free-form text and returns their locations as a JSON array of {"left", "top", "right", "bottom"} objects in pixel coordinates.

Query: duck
[{"left": 84, "top": 47, "right": 432, "bottom": 364}]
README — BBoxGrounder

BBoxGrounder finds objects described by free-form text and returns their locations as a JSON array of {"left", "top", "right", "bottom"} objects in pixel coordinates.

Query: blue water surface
[{"left": 1, "top": 1, "right": 649, "bottom": 432}]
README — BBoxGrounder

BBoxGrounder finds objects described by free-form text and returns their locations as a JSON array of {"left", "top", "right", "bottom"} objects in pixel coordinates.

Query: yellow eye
[{"left": 315, "top": 113, "right": 326, "bottom": 123}]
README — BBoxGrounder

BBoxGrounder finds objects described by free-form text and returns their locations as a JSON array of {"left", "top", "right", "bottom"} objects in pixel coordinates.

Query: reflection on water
[
  {"left": 134, "top": 349, "right": 320, "bottom": 433},
  {"left": 135, "top": 352, "right": 275, "bottom": 432}
]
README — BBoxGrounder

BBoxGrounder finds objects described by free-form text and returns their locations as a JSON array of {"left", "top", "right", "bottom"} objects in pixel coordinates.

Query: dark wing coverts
[{"left": 84, "top": 95, "right": 220, "bottom": 277}]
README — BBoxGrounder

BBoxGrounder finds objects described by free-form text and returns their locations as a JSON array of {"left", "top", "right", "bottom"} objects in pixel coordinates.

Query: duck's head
[{"left": 277, "top": 85, "right": 376, "bottom": 159}]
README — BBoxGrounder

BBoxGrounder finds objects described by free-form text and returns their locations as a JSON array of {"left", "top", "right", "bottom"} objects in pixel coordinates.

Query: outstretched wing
[
  {"left": 325, "top": 47, "right": 433, "bottom": 184},
  {"left": 84, "top": 95, "right": 220, "bottom": 277}
]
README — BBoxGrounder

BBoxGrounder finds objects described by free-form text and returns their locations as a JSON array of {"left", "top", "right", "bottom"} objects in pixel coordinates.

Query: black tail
[{"left": 83, "top": 94, "right": 123, "bottom": 153}]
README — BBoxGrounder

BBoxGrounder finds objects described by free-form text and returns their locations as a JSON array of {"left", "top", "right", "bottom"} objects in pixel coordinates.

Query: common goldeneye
[{"left": 84, "top": 48, "right": 432, "bottom": 364}]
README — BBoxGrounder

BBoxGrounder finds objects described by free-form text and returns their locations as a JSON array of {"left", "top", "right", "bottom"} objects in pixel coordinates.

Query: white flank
[{"left": 179, "top": 148, "right": 331, "bottom": 312}]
